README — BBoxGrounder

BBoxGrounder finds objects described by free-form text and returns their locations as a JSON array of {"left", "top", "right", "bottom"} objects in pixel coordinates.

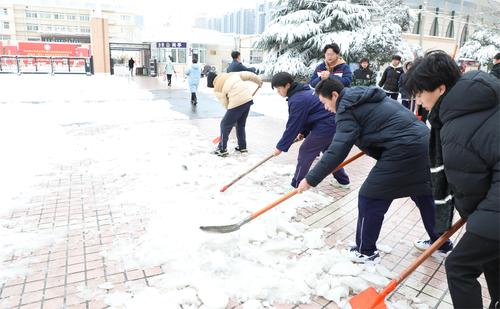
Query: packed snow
[{"left": 1, "top": 74, "right": 428, "bottom": 308}]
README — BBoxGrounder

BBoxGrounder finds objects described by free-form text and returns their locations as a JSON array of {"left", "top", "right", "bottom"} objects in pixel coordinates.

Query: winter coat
[
  {"left": 352, "top": 67, "right": 376, "bottom": 87},
  {"left": 398, "top": 73, "right": 410, "bottom": 100},
  {"left": 276, "top": 83, "right": 337, "bottom": 152},
  {"left": 165, "top": 61, "right": 175, "bottom": 75},
  {"left": 128, "top": 59, "right": 135, "bottom": 69},
  {"left": 310, "top": 60, "right": 353, "bottom": 88},
  {"left": 305, "top": 86, "right": 432, "bottom": 199},
  {"left": 226, "top": 60, "right": 256, "bottom": 73},
  {"left": 185, "top": 63, "right": 202, "bottom": 92},
  {"left": 378, "top": 64, "right": 404, "bottom": 93},
  {"left": 213, "top": 72, "right": 262, "bottom": 110},
  {"left": 491, "top": 63, "right": 500, "bottom": 79},
  {"left": 437, "top": 71, "right": 499, "bottom": 240}
]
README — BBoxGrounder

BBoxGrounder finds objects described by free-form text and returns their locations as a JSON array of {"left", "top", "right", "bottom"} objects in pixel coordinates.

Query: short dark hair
[
  {"left": 315, "top": 78, "right": 344, "bottom": 99},
  {"left": 231, "top": 51, "right": 240, "bottom": 60},
  {"left": 271, "top": 72, "right": 294, "bottom": 89},
  {"left": 405, "top": 50, "right": 461, "bottom": 97},
  {"left": 323, "top": 43, "right": 340, "bottom": 55},
  {"left": 392, "top": 55, "right": 402, "bottom": 61},
  {"left": 192, "top": 57, "right": 198, "bottom": 64},
  {"left": 494, "top": 52, "right": 500, "bottom": 60},
  {"left": 359, "top": 57, "right": 369, "bottom": 64}
]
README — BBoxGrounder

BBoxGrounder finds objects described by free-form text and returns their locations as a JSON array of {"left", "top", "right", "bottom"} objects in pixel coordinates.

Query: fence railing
[{"left": 0, "top": 55, "right": 93, "bottom": 75}]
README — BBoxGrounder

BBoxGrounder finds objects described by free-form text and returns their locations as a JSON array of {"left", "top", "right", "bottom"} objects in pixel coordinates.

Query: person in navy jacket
[
  {"left": 271, "top": 72, "right": 350, "bottom": 188},
  {"left": 226, "top": 51, "right": 257, "bottom": 73},
  {"left": 310, "top": 43, "right": 352, "bottom": 88}
]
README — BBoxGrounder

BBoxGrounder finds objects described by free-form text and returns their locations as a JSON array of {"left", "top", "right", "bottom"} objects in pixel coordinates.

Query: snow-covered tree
[
  {"left": 459, "top": 26, "right": 500, "bottom": 70},
  {"left": 256, "top": 0, "right": 413, "bottom": 78},
  {"left": 256, "top": 0, "right": 370, "bottom": 79}
]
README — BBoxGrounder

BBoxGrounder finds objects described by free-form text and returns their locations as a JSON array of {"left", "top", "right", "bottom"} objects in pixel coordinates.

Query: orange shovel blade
[
  {"left": 348, "top": 287, "right": 387, "bottom": 309},
  {"left": 212, "top": 136, "right": 221, "bottom": 144}
]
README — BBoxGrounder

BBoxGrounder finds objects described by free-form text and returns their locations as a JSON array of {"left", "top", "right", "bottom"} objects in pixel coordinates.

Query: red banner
[{"left": 17, "top": 42, "right": 89, "bottom": 57}]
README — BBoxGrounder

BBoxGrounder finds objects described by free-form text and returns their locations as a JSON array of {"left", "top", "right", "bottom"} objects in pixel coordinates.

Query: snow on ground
[{"left": 0, "top": 74, "right": 424, "bottom": 308}]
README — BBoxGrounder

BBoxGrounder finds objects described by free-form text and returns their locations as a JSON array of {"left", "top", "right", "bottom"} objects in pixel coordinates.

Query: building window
[
  {"left": 121, "top": 15, "right": 131, "bottom": 21},
  {"left": 80, "top": 26, "right": 90, "bottom": 33},
  {"left": 80, "top": 14, "right": 89, "bottom": 21},
  {"left": 250, "top": 49, "right": 263, "bottom": 63},
  {"left": 3, "top": 21, "right": 9, "bottom": 29},
  {"left": 27, "top": 24, "right": 39, "bottom": 31},
  {"left": 0, "top": 34, "right": 10, "bottom": 40},
  {"left": 26, "top": 11, "right": 38, "bottom": 18},
  {"left": 2, "top": 8, "right": 7, "bottom": 16},
  {"left": 67, "top": 15, "right": 76, "bottom": 20},
  {"left": 54, "top": 13, "right": 65, "bottom": 20}
]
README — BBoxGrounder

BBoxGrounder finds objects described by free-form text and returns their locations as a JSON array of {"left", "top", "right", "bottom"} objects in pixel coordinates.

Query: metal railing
[{"left": 0, "top": 55, "right": 93, "bottom": 75}]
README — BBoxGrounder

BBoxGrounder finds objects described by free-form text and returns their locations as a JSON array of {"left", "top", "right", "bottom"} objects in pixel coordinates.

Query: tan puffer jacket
[{"left": 213, "top": 72, "right": 263, "bottom": 109}]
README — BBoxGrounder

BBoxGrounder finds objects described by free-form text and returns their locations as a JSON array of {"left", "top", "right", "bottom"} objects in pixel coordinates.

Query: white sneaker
[
  {"left": 343, "top": 247, "right": 380, "bottom": 264},
  {"left": 329, "top": 178, "right": 351, "bottom": 189},
  {"left": 414, "top": 239, "right": 453, "bottom": 256}
]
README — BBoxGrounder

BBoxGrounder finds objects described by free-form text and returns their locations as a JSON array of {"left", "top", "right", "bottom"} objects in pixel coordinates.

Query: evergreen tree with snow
[
  {"left": 256, "top": 0, "right": 414, "bottom": 79},
  {"left": 459, "top": 25, "right": 500, "bottom": 70}
]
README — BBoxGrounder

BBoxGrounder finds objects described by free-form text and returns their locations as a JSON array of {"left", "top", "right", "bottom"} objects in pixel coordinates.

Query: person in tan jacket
[{"left": 212, "top": 71, "right": 263, "bottom": 157}]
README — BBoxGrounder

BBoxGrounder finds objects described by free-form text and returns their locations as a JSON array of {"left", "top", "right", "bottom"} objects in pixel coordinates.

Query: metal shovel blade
[{"left": 199, "top": 216, "right": 251, "bottom": 234}]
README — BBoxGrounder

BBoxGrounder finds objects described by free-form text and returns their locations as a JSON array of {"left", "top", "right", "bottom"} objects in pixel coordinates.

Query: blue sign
[{"left": 156, "top": 42, "right": 187, "bottom": 48}]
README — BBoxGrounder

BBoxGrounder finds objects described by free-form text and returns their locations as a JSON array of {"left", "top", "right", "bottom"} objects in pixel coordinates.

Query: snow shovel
[
  {"left": 220, "top": 138, "right": 301, "bottom": 193},
  {"left": 211, "top": 86, "right": 261, "bottom": 144},
  {"left": 346, "top": 218, "right": 466, "bottom": 309},
  {"left": 201, "top": 151, "right": 365, "bottom": 233}
]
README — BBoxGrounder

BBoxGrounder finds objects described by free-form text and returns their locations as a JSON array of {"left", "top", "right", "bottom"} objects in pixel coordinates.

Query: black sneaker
[
  {"left": 234, "top": 147, "right": 248, "bottom": 153},
  {"left": 211, "top": 148, "right": 228, "bottom": 157},
  {"left": 414, "top": 239, "right": 453, "bottom": 256}
]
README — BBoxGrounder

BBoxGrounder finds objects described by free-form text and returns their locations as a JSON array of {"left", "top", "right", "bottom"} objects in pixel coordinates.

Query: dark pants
[
  {"left": 291, "top": 133, "right": 350, "bottom": 188},
  {"left": 191, "top": 92, "right": 197, "bottom": 103},
  {"left": 446, "top": 231, "right": 499, "bottom": 309},
  {"left": 385, "top": 92, "right": 398, "bottom": 100},
  {"left": 356, "top": 195, "right": 440, "bottom": 256},
  {"left": 401, "top": 99, "right": 415, "bottom": 111},
  {"left": 218, "top": 101, "right": 252, "bottom": 150},
  {"left": 166, "top": 74, "right": 172, "bottom": 86}
]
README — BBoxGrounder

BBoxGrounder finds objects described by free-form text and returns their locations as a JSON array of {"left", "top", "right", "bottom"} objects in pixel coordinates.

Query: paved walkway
[{"left": 0, "top": 75, "right": 490, "bottom": 309}]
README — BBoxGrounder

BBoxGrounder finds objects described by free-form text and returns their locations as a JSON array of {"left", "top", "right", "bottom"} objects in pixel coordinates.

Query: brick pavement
[{"left": 0, "top": 76, "right": 490, "bottom": 309}]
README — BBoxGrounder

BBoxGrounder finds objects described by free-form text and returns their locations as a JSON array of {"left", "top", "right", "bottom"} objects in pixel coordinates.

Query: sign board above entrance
[{"left": 156, "top": 42, "right": 187, "bottom": 48}]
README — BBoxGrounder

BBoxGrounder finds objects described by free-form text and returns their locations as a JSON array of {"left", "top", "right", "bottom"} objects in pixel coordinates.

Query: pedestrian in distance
[
  {"left": 399, "top": 61, "right": 415, "bottom": 111},
  {"left": 352, "top": 58, "right": 376, "bottom": 86},
  {"left": 212, "top": 72, "right": 263, "bottom": 157},
  {"left": 310, "top": 43, "right": 352, "bottom": 88},
  {"left": 378, "top": 55, "right": 404, "bottom": 100},
  {"left": 405, "top": 50, "right": 499, "bottom": 309},
  {"left": 128, "top": 57, "right": 135, "bottom": 76},
  {"left": 271, "top": 72, "right": 350, "bottom": 189},
  {"left": 164, "top": 56, "right": 175, "bottom": 87},
  {"left": 226, "top": 51, "right": 257, "bottom": 73},
  {"left": 297, "top": 78, "right": 452, "bottom": 263},
  {"left": 185, "top": 57, "right": 202, "bottom": 105}
]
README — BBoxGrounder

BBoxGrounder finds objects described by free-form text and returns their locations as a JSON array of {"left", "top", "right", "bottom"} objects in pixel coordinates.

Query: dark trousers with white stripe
[
  {"left": 291, "top": 133, "right": 350, "bottom": 188},
  {"left": 356, "top": 194, "right": 439, "bottom": 256},
  {"left": 218, "top": 101, "right": 252, "bottom": 151}
]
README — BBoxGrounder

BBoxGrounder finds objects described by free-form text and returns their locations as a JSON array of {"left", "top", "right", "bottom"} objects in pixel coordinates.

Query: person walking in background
[
  {"left": 270, "top": 72, "right": 350, "bottom": 189},
  {"left": 405, "top": 50, "right": 499, "bottom": 309},
  {"left": 378, "top": 55, "right": 403, "bottom": 99},
  {"left": 128, "top": 57, "right": 135, "bottom": 76},
  {"left": 297, "top": 78, "right": 452, "bottom": 263},
  {"left": 399, "top": 61, "right": 414, "bottom": 111},
  {"left": 310, "top": 43, "right": 352, "bottom": 88},
  {"left": 164, "top": 56, "right": 175, "bottom": 87},
  {"left": 352, "top": 58, "right": 376, "bottom": 86},
  {"left": 212, "top": 72, "right": 262, "bottom": 157},
  {"left": 227, "top": 51, "right": 256, "bottom": 73},
  {"left": 491, "top": 52, "right": 500, "bottom": 79},
  {"left": 185, "top": 57, "right": 201, "bottom": 105}
]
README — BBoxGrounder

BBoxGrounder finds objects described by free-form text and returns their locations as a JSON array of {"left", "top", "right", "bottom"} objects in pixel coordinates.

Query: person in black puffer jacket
[
  {"left": 406, "top": 50, "right": 500, "bottom": 309},
  {"left": 378, "top": 55, "right": 404, "bottom": 100},
  {"left": 296, "top": 78, "right": 450, "bottom": 264},
  {"left": 352, "top": 58, "right": 376, "bottom": 87}
]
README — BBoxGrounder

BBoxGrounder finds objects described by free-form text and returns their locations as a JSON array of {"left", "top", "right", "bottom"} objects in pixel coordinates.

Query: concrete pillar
[{"left": 90, "top": 17, "right": 110, "bottom": 74}]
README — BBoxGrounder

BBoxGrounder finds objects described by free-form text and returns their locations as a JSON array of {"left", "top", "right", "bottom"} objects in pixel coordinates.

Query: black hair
[
  {"left": 271, "top": 72, "right": 294, "bottom": 89},
  {"left": 323, "top": 43, "right": 340, "bottom": 55},
  {"left": 231, "top": 51, "right": 240, "bottom": 60},
  {"left": 405, "top": 50, "right": 461, "bottom": 97},
  {"left": 192, "top": 57, "right": 198, "bottom": 64},
  {"left": 359, "top": 57, "right": 369, "bottom": 64},
  {"left": 494, "top": 52, "right": 500, "bottom": 60},
  {"left": 314, "top": 78, "right": 344, "bottom": 99},
  {"left": 392, "top": 55, "right": 402, "bottom": 61}
]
